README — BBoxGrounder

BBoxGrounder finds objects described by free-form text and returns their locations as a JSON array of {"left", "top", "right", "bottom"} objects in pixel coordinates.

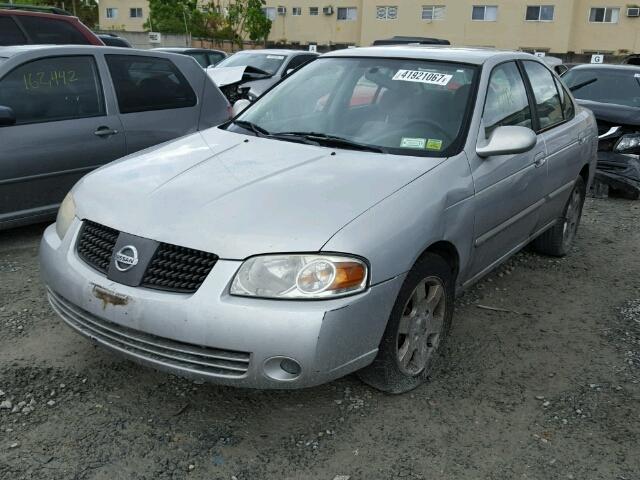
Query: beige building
[
  {"left": 265, "top": 0, "right": 640, "bottom": 54},
  {"left": 98, "top": 1, "right": 640, "bottom": 54}
]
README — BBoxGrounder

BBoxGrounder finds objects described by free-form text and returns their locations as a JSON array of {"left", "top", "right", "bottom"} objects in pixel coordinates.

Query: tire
[
  {"left": 531, "top": 176, "right": 586, "bottom": 257},
  {"left": 358, "top": 253, "right": 454, "bottom": 394}
]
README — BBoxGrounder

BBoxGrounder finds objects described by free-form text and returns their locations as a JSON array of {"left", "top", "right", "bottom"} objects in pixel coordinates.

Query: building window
[
  {"left": 589, "top": 7, "right": 620, "bottom": 23},
  {"left": 526, "top": 5, "right": 554, "bottom": 21},
  {"left": 376, "top": 6, "right": 398, "bottom": 20},
  {"left": 263, "top": 7, "right": 276, "bottom": 20},
  {"left": 472, "top": 5, "right": 498, "bottom": 21},
  {"left": 106, "top": 7, "right": 118, "bottom": 19},
  {"left": 309, "top": 6, "right": 319, "bottom": 15},
  {"left": 422, "top": 5, "right": 445, "bottom": 20},
  {"left": 337, "top": 7, "right": 357, "bottom": 21},
  {"left": 129, "top": 8, "right": 143, "bottom": 18},
  {"left": 292, "top": 7, "right": 302, "bottom": 16}
]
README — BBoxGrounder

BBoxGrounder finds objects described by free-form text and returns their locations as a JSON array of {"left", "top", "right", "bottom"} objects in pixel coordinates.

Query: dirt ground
[{"left": 1, "top": 197, "right": 639, "bottom": 480}]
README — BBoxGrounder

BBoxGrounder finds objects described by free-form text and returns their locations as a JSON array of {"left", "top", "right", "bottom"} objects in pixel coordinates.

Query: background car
[
  {"left": 0, "top": 45, "right": 230, "bottom": 229},
  {"left": 97, "top": 33, "right": 132, "bottom": 48},
  {"left": 208, "top": 49, "right": 318, "bottom": 102},
  {"left": 0, "top": 6, "right": 103, "bottom": 46},
  {"left": 152, "top": 47, "right": 226, "bottom": 68},
  {"left": 562, "top": 64, "right": 640, "bottom": 199}
]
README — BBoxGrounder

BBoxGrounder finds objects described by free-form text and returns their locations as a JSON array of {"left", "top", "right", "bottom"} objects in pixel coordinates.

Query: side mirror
[
  {"left": 0, "top": 105, "right": 16, "bottom": 127},
  {"left": 231, "top": 99, "right": 251, "bottom": 117},
  {"left": 476, "top": 126, "right": 536, "bottom": 158}
]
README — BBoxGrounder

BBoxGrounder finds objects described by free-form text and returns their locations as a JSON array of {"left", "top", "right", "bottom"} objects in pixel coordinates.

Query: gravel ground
[{"left": 1, "top": 197, "right": 639, "bottom": 480}]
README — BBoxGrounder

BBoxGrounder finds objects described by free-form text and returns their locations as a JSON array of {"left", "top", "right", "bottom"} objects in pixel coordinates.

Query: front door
[
  {"left": 467, "top": 61, "right": 548, "bottom": 280},
  {"left": 0, "top": 54, "right": 125, "bottom": 225}
]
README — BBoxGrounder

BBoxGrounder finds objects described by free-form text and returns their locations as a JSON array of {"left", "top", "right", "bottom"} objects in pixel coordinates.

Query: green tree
[
  {"left": 145, "top": 0, "right": 221, "bottom": 38},
  {"left": 227, "top": 0, "right": 271, "bottom": 48}
]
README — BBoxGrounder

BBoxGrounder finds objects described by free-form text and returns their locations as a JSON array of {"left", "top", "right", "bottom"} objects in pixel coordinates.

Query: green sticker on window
[
  {"left": 426, "top": 139, "right": 443, "bottom": 150},
  {"left": 400, "top": 137, "right": 426, "bottom": 149}
]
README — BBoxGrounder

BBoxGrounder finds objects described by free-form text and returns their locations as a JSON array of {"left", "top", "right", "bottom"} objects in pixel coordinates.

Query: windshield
[
  {"left": 563, "top": 68, "right": 640, "bottom": 108},
  {"left": 215, "top": 52, "right": 286, "bottom": 75},
  {"left": 232, "top": 57, "right": 477, "bottom": 156}
]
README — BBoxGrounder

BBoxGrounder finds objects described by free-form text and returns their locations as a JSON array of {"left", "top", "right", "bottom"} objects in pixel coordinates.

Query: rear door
[
  {"left": 521, "top": 61, "right": 583, "bottom": 225},
  {"left": 0, "top": 54, "right": 125, "bottom": 224},
  {"left": 104, "top": 54, "right": 201, "bottom": 154}
]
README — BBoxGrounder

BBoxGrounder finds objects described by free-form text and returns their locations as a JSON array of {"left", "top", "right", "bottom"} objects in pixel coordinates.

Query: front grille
[
  {"left": 77, "top": 221, "right": 119, "bottom": 274},
  {"left": 48, "top": 289, "right": 251, "bottom": 378},
  {"left": 76, "top": 221, "right": 217, "bottom": 294},
  {"left": 141, "top": 243, "right": 218, "bottom": 293}
]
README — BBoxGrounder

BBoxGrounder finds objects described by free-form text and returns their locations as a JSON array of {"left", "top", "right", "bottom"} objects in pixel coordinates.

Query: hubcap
[
  {"left": 395, "top": 277, "right": 446, "bottom": 376},
  {"left": 562, "top": 188, "right": 582, "bottom": 248}
]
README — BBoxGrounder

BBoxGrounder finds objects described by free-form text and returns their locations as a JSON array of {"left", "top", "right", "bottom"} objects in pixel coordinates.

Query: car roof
[
  {"left": 324, "top": 45, "right": 535, "bottom": 65},
  {"left": 569, "top": 63, "right": 640, "bottom": 72},
  {"left": 153, "top": 47, "right": 225, "bottom": 54},
  {"left": 232, "top": 49, "right": 314, "bottom": 56},
  {"left": 0, "top": 8, "right": 77, "bottom": 19},
  {"left": 0, "top": 44, "right": 194, "bottom": 59}
]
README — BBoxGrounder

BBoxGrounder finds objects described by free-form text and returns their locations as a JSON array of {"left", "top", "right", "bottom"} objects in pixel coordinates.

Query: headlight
[
  {"left": 615, "top": 133, "right": 640, "bottom": 153},
  {"left": 230, "top": 254, "right": 368, "bottom": 299},
  {"left": 55, "top": 192, "right": 76, "bottom": 240}
]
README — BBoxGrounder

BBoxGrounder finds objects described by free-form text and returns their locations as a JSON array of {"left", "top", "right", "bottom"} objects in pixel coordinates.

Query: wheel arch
[{"left": 415, "top": 240, "right": 460, "bottom": 284}]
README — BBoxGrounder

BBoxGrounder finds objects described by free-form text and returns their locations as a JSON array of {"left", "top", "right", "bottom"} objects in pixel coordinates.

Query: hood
[
  {"left": 577, "top": 99, "right": 640, "bottom": 126},
  {"left": 207, "top": 65, "right": 273, "bottom": 88},
  {"left": 74, "top": 128, "right": 444, "bottom": 259}
]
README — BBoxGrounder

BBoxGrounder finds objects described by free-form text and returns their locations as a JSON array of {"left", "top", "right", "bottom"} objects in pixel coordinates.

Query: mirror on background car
[
  {"left": 476, "top": 126, "right": 537, "bottom": 158},
  {"left": 232, "top": 99, "right": 251, "bottom": 117},
  {"left": 0, "top": 105, "right": 16, "bottom": 127}
]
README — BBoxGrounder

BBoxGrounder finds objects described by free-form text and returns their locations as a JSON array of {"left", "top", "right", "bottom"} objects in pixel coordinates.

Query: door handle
[
  {"left": 533, "top": 153, "right": 546, "bottom": 168},
  {"left": 94, "top": 126, "right": 119, "bottom": 137}
]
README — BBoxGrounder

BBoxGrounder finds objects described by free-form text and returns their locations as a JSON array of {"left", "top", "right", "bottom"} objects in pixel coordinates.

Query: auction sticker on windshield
[
  {"left": 392, "top": 70, "right": 453, "bottom": 86},
  {"left": 400, "top": 137, "right": 427, "bottom": 149}
]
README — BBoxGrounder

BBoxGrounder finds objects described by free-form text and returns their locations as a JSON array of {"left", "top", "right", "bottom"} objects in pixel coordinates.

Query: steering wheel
[{"left": 400, "top": 119, "right": 453, "bottom": 143}]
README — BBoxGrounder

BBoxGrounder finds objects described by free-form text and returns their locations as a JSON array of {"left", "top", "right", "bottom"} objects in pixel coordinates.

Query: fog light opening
[
  {"left": 280, "top": 358, "right": 302, "bottom": 375},
  {"left": 263, "top": 356, "right": 302, "bottom": 381}
]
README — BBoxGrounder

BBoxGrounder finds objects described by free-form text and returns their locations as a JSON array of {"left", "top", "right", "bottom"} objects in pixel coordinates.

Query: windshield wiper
[
  {"left": 272, "top": 132, "right": 386, "bottom": 153},
  {"left": 232, "top": 120, "right": 270, "bottom": 137},
  {"left": 569, "top": 77, "right": 598, "bottom": 93}
]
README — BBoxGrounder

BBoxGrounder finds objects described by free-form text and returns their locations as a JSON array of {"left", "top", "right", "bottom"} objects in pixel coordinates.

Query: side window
[
  {"left": 285, "top": 55, "right": 314, "bottom": 72},
  {"left": 0, "top": 17, "right": 27, "bottom": 46},
  {"left": 187, "top": 52, "right": 208, "bottom": 68},
  {"left": 17, "top": 17, "right": 88, "bottom": 45},
  {"left": 105, "top": 55, "right": 197, "bottom": 114},
  {"left": 483, "top": 61, "right": 532, "bottom": 136},
  {"left": 523, "top": 61, "right": 563, "bottom": 130},
  {"left": 554, "top": 76, "right": 574, "bottom": 120},
  {"left": 0, "top": 55, "right": 104, "bottom": 125},
  {"left": 207, "top": 52, "right": 225, "bottom": 66}
]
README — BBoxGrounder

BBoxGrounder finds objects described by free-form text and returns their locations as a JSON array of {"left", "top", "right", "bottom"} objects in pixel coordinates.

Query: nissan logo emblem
[{"left": 114, "top": 245, "right": 139, "bottom": 272}]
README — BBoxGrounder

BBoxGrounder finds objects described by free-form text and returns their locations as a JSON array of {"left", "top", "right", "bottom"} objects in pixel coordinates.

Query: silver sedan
[{"left": 40, "top": 47, "right": 597, "bottom": 393}]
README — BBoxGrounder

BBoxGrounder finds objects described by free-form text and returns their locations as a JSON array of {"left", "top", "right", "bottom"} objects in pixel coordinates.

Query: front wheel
[
  {"left": 358, "top": 253, "right": 454, "bottom": 394},
  {"left": 532, "top": 176, "right": 586, "bottom": 257}
]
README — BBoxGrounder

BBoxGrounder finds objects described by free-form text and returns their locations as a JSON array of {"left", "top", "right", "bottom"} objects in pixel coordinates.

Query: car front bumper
[{"left": 40, "top": 220, "right": 404, "bottom": 389}]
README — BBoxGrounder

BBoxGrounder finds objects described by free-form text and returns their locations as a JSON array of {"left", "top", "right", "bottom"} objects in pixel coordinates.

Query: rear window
[
  {"left": 16, "top": 16, "right": 89, "bottom": 45},
  {"left": 0, "top": 17, "right": 27, "bottom": 46},
  {"left": 105, "top": 55, "right": 197, "bottom": 114}
]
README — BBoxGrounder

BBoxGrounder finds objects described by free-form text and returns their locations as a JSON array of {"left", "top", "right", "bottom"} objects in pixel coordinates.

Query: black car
[
  {"left": 97, "top": 33, "right": 132, "bottom": 48},
  {"left": 563, "top": 64, "right": 640, "bottom": 199},
  {"left": 152, "top": 47, "right": 227, "bottom": 68}
]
